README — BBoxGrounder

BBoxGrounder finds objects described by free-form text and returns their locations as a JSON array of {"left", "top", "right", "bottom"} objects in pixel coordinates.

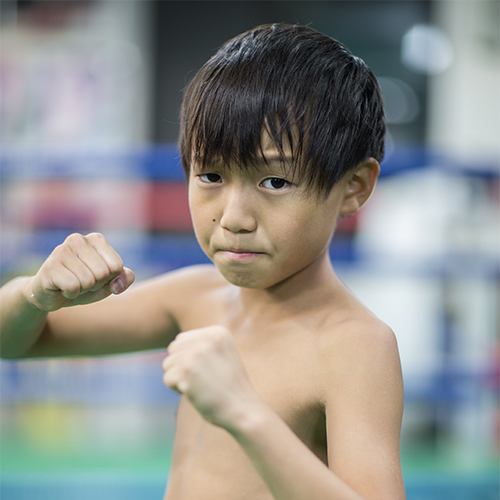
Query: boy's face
[{"left": 188, "top": 139, "right": 350, "bottom": 290}]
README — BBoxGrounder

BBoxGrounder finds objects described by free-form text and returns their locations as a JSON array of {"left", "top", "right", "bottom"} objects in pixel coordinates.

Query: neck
[{"left": 234, "top": 249, "right": 340, "bottom": 318}]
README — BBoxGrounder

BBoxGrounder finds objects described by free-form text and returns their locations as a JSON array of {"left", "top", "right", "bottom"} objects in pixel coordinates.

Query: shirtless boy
[{"left": 0, "top": 23, "right": 405, "bottom": 500}]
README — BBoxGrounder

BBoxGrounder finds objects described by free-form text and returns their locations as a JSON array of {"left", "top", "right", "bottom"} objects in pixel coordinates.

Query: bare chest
[{"left": 165, "top": 311, "right": 328, "bottom": 499}]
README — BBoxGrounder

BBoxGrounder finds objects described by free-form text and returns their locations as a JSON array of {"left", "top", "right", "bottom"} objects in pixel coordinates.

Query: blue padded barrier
[{"left": 1, "top": 145, "right": 498, "bottom": 180}]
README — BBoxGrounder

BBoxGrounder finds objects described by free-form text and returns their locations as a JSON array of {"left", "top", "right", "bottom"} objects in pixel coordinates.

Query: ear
[{"left": 339, "top": 158, "right": 380, "bottom": 215}]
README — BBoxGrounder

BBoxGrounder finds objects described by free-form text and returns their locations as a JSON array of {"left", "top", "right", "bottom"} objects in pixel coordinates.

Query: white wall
[{"left": 427, "top": 0, "right": 500, "bottom": 164}]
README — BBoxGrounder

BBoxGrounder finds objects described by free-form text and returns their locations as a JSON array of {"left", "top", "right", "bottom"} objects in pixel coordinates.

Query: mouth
[{"left": 218, "top": 248, "right": 265, "bottom": 261}]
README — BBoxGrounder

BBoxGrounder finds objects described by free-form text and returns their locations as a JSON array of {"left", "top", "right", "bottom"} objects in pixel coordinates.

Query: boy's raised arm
[{"left": 0, "top": 233, "right": 175, "bottom": 359}]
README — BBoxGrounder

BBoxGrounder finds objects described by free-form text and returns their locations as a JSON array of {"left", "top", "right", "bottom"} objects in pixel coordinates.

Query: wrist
[
  {"left": 224, "top": 395, "right": 273, "bottom": 443},
  {"left": 21, "top": 277, "right": 48, "bottom": 313}
]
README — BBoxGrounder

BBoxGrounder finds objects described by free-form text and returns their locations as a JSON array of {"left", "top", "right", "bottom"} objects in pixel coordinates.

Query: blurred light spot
[
  {"left": 378, "top": 77, "right": 420, "bottom": 124},
  {"left": 402, "top": 24, "right": 454, "bottom": 74}
]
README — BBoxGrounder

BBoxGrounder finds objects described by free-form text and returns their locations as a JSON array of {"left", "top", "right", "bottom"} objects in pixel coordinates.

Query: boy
[{"left": 0, "top": 24, "right": 405, "bottom": 500}]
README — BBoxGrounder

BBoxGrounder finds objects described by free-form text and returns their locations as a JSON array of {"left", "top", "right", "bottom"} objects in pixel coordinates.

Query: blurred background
[{"left": 0, "top": 1, "right": 498, "bottom": 499}]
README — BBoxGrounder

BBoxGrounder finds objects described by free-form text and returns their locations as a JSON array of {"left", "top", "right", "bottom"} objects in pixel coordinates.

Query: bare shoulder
[
  {"left": 315, "top": 294, "right": 403, "bottom": 396},
  {"left": 329, "top": 313, "right": 400, "bottom": 361},
  {"left": 135, "top": 264, "right": 230, "bottom": 329},
  {"left": 323, "top": 282, "right": 400, "bottom": 353}
]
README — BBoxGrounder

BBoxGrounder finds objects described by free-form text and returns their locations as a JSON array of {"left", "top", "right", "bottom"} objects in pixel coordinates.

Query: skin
[{"left": 0, "top": 145, "right": 405, "bottom": 500}]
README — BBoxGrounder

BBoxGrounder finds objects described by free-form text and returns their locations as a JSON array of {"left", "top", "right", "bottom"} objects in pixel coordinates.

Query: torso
[{"left": 161, "top": 264, "right": 373, "bottom": 500}]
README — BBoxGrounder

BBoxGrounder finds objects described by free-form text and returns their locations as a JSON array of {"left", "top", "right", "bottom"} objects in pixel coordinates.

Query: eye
[
  {"left": 199, "top": 173, "right": 222, "bottom": 183},
  {"left": 261, "top": 177, "right": 290, "bottom": 190}
]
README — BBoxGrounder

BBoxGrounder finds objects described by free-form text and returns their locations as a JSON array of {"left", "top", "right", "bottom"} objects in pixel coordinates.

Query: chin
[
  {"left": 221, "top": 271, "right": 266, "bottom": 289},
  {"left": 217, "top": 267, "right": 276, "bottom": 290}
]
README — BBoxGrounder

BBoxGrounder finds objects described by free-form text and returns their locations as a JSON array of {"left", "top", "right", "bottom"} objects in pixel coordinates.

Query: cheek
[
  {"left": 191, "top": 216, "right": 211, "bottom": 249},
  {"left": 188, "top": 185, "right": 218, "bottom": 223},
  {"left": 274, "top": 211, "right": 335, "bottom": 260},
  {"left": 296, "top": 220, "right": 334, "bottom": 255},
  {"left": 188, "top": 197, "right": 212, "bottom": 246},
  {"left": 292, "top": 203, "right": 336, "bottom": 235}
]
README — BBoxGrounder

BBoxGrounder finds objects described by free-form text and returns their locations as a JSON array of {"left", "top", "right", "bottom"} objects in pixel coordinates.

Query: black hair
[{"left": 179, "top": 23, "right": 385, "bottom": 195}]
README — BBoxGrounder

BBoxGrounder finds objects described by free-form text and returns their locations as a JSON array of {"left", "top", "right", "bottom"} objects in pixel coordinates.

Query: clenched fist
[
  {"left": 162, "top": 326, "right": 263, "bottom": 433},
  {"left": 28, "top": 233, "right": 135, "bottom": 312}
]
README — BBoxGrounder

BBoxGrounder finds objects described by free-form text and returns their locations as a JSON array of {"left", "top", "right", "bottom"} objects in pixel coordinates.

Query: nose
[{"left": 219, "top": 185, "right": 257, "bottom": 233}]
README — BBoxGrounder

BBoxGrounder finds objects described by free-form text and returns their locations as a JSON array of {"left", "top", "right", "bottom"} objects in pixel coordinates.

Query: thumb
[{"left": 109, "top": 267, "right": 135, "bottom": 295}]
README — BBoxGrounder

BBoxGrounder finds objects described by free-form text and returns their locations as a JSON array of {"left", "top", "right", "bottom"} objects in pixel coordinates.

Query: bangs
[{"left": 181, "top": 63, "right": 310, "bottom": 182}]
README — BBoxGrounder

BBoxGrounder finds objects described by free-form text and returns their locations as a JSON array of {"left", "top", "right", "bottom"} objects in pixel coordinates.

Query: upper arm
[
  {"left": 26, "top": 265, "right": 214, "bottom": 357},
  {"left": 324, "top": 321, "right": 406, "bottom": 500}
]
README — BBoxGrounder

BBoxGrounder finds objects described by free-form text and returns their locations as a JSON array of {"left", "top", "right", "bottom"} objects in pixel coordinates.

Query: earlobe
[{"left": 339, "top": 158, "right": 380, "bottom": 215}]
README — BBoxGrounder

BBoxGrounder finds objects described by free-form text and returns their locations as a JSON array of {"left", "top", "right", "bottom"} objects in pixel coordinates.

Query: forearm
[
  {"left": 0, "top": 277, "right": 48, "bottom": 359},
  {"left": 229, "top": 403, "right": 366, "bottom": 500}
]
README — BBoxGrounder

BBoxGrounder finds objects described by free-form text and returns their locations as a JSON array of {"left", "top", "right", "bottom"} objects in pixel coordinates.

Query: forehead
[
  {"left": 260, "top": 127, "right": 293, "bottom": 157},
  {"left": 191, "top": 127, "right": 296, "bottom": 172}
]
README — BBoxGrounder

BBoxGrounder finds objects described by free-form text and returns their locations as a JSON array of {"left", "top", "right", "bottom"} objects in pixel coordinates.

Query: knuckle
[
  {"left": 180, "top": 365, "right": 194, "bottom": 381},
  {"left": 167, "top": 338, "right": 183, "bottom": 355},
  {"left": 162, "top": 357, "right": 169, "bottom": 371},
  {"left": 64, "top": 277, "right": 81, "bottom": 296},
  {"left": 162, "top": 372, "right": 174, "bottom": 388},
  {"left": 80, "top": 274, "right": 96, "bottom": 291},
  {"left": 86, "top": 232, "right": 106, "bottom": 243},
  {"left": 210, "top": 326, "right": 229, "bottom": 343},
  {"left": 108, "top": 258, "right": 123, "bottom": 275},
  {"left": 64, "top": 233, "right": 85, "bottom": 247},
  {"left": 190, "top": 346, "right": 204, "bottom": 360},
  {"left": 214, "top": 325, "right": 230, "bottom": 335},
  {"left": 93, "top": 267, "right": 110, "bottom": 283},
  {"left": 208, "top": 332, "right": 221, "bottom": 345},
  {"left": 52, "top": 243, "right": 71, "bottom": 259}
]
